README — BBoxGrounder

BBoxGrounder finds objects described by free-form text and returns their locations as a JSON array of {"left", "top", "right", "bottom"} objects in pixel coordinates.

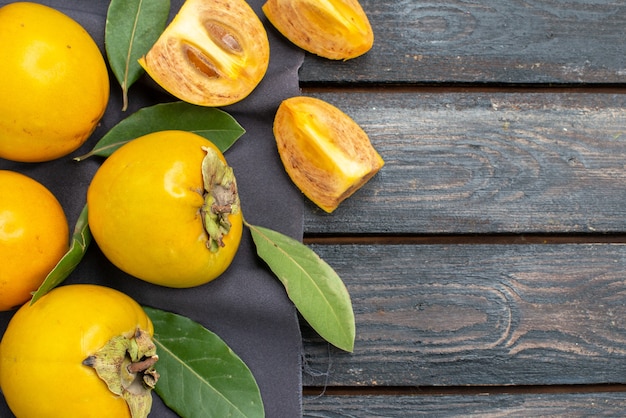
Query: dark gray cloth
[{"left": 0, "top": 1, "right": 305, "bottom": 416}]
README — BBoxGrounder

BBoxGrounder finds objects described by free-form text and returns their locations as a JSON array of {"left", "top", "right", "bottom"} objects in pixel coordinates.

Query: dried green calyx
[
  {"left": 200, "top": 146, "right": 240, "bottom": 252},
  {"left": 83, "top": 329, "right": 159, "bottom": 418}
]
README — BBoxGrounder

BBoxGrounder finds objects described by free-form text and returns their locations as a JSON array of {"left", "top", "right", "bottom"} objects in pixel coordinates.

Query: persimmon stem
[{"left": 127, "top": 355, "right": 159, "bottom": 374}]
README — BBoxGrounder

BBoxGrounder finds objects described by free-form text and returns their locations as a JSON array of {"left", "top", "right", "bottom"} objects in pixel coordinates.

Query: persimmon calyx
[
  {"left": 201, "top": 146, "right": 240, "bottom": 252},
  {"left": 82, "top": 328, "right": 158, "bottom": 418}
]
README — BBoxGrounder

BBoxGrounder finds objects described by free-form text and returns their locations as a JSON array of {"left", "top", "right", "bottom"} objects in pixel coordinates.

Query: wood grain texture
[
  {"left": 303, "top": 392, "right": 626, "bottom": 417},
  {"left": 297, "top": 0, "right": 626, "bottom": 85},
  {"left": 293, "top": 1, "right": 626, "bottom": 412},
  {"left": 302, "top": 244, "right": 626, "bottom": 386},
  {"left": 302, "top": 91, "right": 626, "bottom": 235}
]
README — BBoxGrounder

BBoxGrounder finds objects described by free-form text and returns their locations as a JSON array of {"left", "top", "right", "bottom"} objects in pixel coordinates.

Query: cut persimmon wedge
[
  {"left": 262, "top": 0, "right": 373, "bottom": 60},
  {"left": 273, "top": 96, "right": 384, "bottom": 213},
  {"left": 139, "top": 0, "right": 270, "bottom": 107}
]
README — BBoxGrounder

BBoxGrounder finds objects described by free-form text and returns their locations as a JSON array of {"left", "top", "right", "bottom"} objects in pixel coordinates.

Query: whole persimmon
[
  {"left": 0, "top": 284, "right": 157, "bottom": 418},
  {"left": 87, "top": 130, "right": 243, "bottom": 288},
  {"left": 0, "top": 2, "right": 109, "bottom": 162},
  {"left": 0, "top": 170, "right": 69, "bottom": 311}
]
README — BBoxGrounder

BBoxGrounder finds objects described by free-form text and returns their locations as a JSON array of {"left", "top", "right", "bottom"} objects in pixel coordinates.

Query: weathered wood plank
[
  {"left": 303, "top": 392, "right": 626, "bottom": 417},
  {"left": 298, "top": 1, "right": 626, "bottom": 85},
  {"left": 302, "top": 91, "right": 626, "bottom": 235},
  {"left": 302, "top": 244, "right": 626, "bottom": 386}
]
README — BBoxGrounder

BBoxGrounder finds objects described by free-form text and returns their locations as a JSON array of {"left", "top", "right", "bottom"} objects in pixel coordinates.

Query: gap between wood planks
[
  {"left": 300, "top": 84, "right": 626, "bottom": 95},
  {"left": 302, "top": 383, "right": 626, "bottom": 397},
  {"left": 303, "top": 233, "right": 626, "bottom": 245}
]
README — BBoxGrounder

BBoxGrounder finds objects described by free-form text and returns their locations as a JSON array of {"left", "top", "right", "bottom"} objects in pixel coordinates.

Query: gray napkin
[{"left": 0, "top": 0, "right": 305, "bottom": 416}]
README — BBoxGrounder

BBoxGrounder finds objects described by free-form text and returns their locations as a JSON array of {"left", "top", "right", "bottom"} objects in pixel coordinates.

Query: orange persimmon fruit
[
  {"left": 139, "top": 0, "right": 270, "bottom": 107},
  {"left": 273, "top": 96, "right": 384, "bottom": 213},
  {"left": 263, "top": 0, "right": 374, "bottom": 60}
]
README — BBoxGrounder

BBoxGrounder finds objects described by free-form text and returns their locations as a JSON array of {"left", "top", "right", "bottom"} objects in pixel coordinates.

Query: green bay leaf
[
  {"left": 144, "top": 306, "right": 264, "bottom": 418},
  {"left": 30, "top": 204, "right": 91, "bottom": 305},
  {"left": 247, "top": 223, "right": 355, "bottom": 352},
  {"left": 105, "top": 0, "right": 170, "bottom": 110},
  {"left": 75, "top": 102, "right": 245, "bottom": 161}
]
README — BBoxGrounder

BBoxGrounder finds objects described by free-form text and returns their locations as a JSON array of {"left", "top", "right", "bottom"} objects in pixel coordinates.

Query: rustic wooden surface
[
  {"left": 299, "top": 0, "right": 626, "bottom": 416},
  {"left": 303, "top": 392, "right": 626, "bottom": 416},
  {"left": 298, "top": 1, "right": 626, "bottom": 85},
  {"left": 302, "top": 91, "right": 626, "bottom": 235},
  {"left": 303, "top": 244, "right": 626, "bottom": 386}
]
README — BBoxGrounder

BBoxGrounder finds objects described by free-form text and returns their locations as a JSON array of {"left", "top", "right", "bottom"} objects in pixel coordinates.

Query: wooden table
[{"left": 298, "top": 1, "right": 626, "bottom": 415}]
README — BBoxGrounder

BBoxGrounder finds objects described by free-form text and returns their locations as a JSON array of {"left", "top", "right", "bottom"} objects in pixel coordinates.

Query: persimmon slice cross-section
[
  {"left": 140, "top": 0, "right": 270, "bottom": 107},
  {"left": 263, "top": 0, "right": 373, "bottom": 60},
  {"left": 273, "top": 96, "right": 384, "bottom": 213}
]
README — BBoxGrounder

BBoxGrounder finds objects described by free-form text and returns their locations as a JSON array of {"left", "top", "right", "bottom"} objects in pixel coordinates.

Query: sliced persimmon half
[
  {"left": 273, "top": 96, "right": 384, "bottom": 213},
  {"left": 263, "top": 0, "right": 373, "bottom": 60},
  {"left": 139, "top": 0, "right": 270, "bottom": 107}
]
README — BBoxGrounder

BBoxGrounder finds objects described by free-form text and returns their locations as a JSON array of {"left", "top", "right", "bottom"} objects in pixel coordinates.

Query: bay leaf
[
  {"left": 30, "top": 204, "right": 91, "bottom": 305},
  {"left": 144, "top": 306, "right": 265, "bottom": 418},
  {"left": 105, "top": 0, "right": 170, "bottom": 110},
  {"left": 247, "top": 223, "right": 355, "bottom": 352},
  {"left": 75, "top": 102, "right": 245, "bottom": 161}
]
